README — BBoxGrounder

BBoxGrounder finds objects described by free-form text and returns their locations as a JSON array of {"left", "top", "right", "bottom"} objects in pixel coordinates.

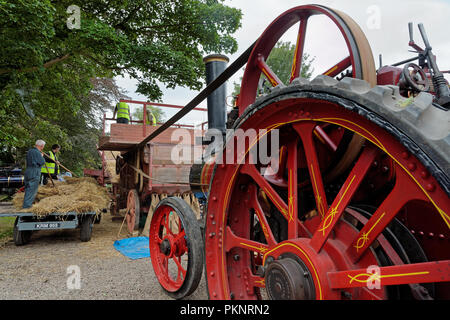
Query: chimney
[{"left": 203, "top": 54, "right": 229, "bottom": 135}]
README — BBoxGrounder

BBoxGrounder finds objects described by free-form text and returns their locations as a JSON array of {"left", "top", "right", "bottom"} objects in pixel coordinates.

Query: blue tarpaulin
[{"left": 113, "top": 236, "right": 150, "bottom": 260}]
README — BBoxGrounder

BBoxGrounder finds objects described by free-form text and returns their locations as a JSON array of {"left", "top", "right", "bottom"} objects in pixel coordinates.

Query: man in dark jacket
[{"left": 23, "top": 140, "right": 46, "bottom": 209}]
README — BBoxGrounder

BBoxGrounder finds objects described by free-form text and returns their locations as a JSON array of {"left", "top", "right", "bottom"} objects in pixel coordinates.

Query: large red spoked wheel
[
  {"left": 149, "top": 197, "right": 204, "bottom": 299},
  {"left": 239, "top": 4, "right": 377, "bottom": 114},
  {"left": 205, "top": 76, "right": 450, "bottom": 300}
]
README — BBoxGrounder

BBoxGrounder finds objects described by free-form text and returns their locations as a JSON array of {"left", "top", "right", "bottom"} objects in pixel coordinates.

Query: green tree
[
  {"left": 0, "top": 0, "right": 242, "bottom": 173},
  {"left": 233, "top": 41, "right": 314, "bottom": 97},
  {"left": 131, "top": 105, "right": 165, "bottom": 124}
]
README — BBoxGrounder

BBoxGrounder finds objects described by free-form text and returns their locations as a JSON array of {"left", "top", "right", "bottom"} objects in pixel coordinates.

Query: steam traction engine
[{"left": 147, "top": 5, "right": 450, "bottom": 300}]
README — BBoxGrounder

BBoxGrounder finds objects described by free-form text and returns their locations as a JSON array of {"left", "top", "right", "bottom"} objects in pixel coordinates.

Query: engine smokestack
[{"left": 203, "top": 54, "right": 229, "bottom": 135}]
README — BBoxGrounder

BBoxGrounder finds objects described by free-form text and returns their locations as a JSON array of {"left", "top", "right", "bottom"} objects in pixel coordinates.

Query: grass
[{"left": 0, "top": 216, "right": 15, "bottom": 240}]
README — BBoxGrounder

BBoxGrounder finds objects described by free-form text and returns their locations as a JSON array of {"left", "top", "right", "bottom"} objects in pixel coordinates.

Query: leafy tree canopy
[{"left": 0, "top": 0, "right": 242, "bottom": 174}]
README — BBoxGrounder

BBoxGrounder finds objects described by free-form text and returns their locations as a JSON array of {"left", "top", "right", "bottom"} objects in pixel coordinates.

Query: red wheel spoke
[
  {"left": 225, "top": 226, "right": 269, "bottom": 256},
  {"left": 347, "top": 167, "right": 428, "bottom": 262},
  {"left": 328, "top": 260, "right": 450, "bottom": 289},
  {"left": 293, "top": 122, "right": 328, "bottom": 220},
  {"left": 249, "top": 185, "right": 277, "bottom": 246},
  {"left": 287, "top": 139, "right": 299, "bottom": 238},
  {"left": 162, "top": 256, "right": 168, "bottom": 272},
  {"left": 241, "top": 163, "right": 289, "bottom": 221},
  {"left": 346, "top": 208, "right": 404, "bottom": 265},
  {"left": 173, "top": 255, "right": 187, "bottom": 282},
  {"left": 278, "top": 145, "right": 287, "bottom": 178},
  {"left": 173, "top": 229, "right": 186, "bottom": 243},
  {"left": 322, "top": 56, "right": 352, "bottom": 78},
  {"left": 256, "top": 54, "right": 283, "bottom": 87},
  {"left": 164, "top": 211, "right": 175, "bottom": 237},
  {"left": 314, "top": 125, "right": 338, "bottom": 152},
  {"left": 155, "top": 234, "right": 163, "bottom": 245},
  {"left": 310, "top": 145, "right": 379, "bottom": 252},
  {"left": 290, "top": 17, "right": 309, "bottom": 82}
]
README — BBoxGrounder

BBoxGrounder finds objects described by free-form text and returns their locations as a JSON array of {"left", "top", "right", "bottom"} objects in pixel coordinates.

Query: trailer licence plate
[{"left": 34, "top": 222, "right": 61, "bottom": 229}]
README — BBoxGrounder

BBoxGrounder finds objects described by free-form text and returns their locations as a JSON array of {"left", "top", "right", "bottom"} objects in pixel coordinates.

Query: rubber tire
[
  {"left": 80, "top": 215, "right": 94, "bottom": 242},
  {"left": 12, "top": 217, "right": 32, "bottom": 246},
  {"left": 150, "top": 197, "right": 204, "bottom": 299}
]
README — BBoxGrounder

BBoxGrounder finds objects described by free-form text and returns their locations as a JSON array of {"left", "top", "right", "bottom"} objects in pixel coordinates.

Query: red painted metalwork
[
  {"left": 256, "top": 55, "right": 282, "bottom": 87},
  {"left": 309, "top": 145, "right": 378, "bottom": 252},
  {"left": 328, "top": 260, "right": 450, "bottom": 289},
  {"left": 149, "top": 204, "right": 188, "bottom": 292},
  {"left": 377, "top": 66, "right": 403, "bottom": 86},
  {"left": 238, "top": 5, "right": 376, "bottom": 114},
  {"left": 322, "top": 56, "right": 352, "bottom": 78},
  {"left": 290, "top": 17, "right": 308, "bottom": 82},
  {"left": 294, "top": 122, "right": 329, "bottom": 221},
  {"left": 204, "top": 95, "right": 450, "bottom": 300}
]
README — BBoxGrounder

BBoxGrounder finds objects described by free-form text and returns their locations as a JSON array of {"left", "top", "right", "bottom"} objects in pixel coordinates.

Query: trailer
[{"left": 0, "top": 210, "right": 97, "bottom": 245}]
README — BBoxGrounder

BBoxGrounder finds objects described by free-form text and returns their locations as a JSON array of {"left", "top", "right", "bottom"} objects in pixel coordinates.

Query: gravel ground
[{"left": 0, "top": 204, "right": 208, "bottom": 300}]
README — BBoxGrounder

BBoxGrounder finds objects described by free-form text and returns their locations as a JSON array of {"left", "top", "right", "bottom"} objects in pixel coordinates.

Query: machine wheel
[
  {"left": 149, "top": 197, "right": 204, "bottom": 299},
  {"left": 239, "top": 4, "right": 378, "bottom": 187},
  {"left": 205, "top": 75, "right": 450, "bottom": 300},
  {"left": 80, "top": 215, "right": 94, "bottom": 242},
  {"left": 13, "top": 217, "right": 32, "bottom": 246},
  {"left": 126, "top": 189, "right": 140, "bottom": 233}
]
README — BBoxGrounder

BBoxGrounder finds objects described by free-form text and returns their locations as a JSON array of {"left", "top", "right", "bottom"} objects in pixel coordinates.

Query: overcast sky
[{"left": 115, "top": 0, "right": 450, "bottom": 126}]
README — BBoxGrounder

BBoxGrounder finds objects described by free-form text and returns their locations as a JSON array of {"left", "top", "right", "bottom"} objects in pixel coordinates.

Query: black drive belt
[{"left": 132, "top": 41, "right": 256, "bottom": 152}]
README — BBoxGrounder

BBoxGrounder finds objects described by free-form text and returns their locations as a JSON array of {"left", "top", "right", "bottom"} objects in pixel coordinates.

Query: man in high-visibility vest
[
  {"left": 145, "top": 108, "right": 157, "bottom": 126},
  {"left": 113, "top": 101, "right": 130, "bottom": 124},
  {"left": 41, "top": 144, "right": 60, "bottom": 185}
]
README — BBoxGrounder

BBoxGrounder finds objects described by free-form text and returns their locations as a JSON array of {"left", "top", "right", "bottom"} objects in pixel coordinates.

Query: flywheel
[
  {"left": 204, "top": 75, "right": 450, "bottom": 300},
  {"left": 237, "top": 4, "right": 377, "bottom": 183}
]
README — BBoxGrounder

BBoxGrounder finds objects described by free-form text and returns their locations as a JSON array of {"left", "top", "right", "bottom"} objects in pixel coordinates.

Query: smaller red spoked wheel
[{"left": 149, "top": 197, "right": 204, "bottom": 299}]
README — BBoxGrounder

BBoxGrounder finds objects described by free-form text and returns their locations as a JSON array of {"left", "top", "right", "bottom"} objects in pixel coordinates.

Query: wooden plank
[
  {"left": 147, "top": 144, "right": 203, "bottom": 165},
  {"left": 110, "top": 124, "right": 200, "bottom": 145},
  {"left": 152, "top": 166, "right": 191, "bottom": 184}
]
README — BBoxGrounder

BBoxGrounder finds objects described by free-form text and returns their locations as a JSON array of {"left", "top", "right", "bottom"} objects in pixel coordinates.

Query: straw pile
[
  {"left": 12, "top": 177, "right": 110, "bottom": 218},
  {"left": 104, "top": 151, "right": 120, "bottom": 184}
]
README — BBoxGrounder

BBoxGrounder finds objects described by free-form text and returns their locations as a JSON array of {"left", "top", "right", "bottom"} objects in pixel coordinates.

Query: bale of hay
[
  {"left": 104, "top": 151, "right": 120, "bottom": 184},
  {"left": 12, "top": 177, "right": 110, "bottom": 218}
]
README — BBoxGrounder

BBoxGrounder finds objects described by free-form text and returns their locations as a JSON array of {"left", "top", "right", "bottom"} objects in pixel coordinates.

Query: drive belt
[{"left": 132, "top": 41, "right": 256, "bottom": 152}]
